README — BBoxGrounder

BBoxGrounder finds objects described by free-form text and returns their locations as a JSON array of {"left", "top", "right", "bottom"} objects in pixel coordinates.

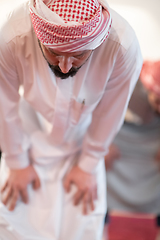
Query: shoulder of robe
[
  {"left": 108, "top": 8, "right": 138, "bottom": 52},
  {"left": 0, "top": 1, "right": 32, "bottom": 45}
]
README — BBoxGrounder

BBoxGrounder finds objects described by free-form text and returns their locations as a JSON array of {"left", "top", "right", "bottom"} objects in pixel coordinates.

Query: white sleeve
[
  {"left": 78, "top": 38, "right": 143, "bottom": 173},
  {"left": 0, "top": 34, "right": 30, "bottom": 169}
]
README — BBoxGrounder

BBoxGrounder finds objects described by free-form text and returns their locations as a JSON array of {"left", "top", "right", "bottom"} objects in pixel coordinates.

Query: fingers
[
  {"left": 63, "top": 175, "right": 72, "bottom": 193},
  {"left": 90, "top": 188, "right": 97, "bottom": 212},
  {"left": 0, "top": 180, "right": 19, "bottom": 210},
  {"left": 74, "top": 187, "right": 97, "bottom": 205},
  {"left": 1, "top": 185, "right": 27, "bottom": 211},
  {"left": 83, "top": 191, "right": 90, "bottom": 215},
  {"left": 32, "top": 177, "right": 41, "bottom": 190},
  {"left": 20, "top": 189, "right": 28, "bottom": 203},
  {"left": 8, "top": 189, "right": 19, "bottom": 211},
  {"left": 63, "top": 166, "right": 98, "bottom": 214},
  {"left": 0, "top": 165, "right": 41, "bottom": 211},
  {"left": 82, "top": 190, "right": 96, "bottom": 215},
  {"left": 1, "top": 185, "right": 12, "bottom": 205},
  {"left": 30, "top": 167, "right": 41, "bottom": 190},
  {"left": 1, "top": 181, "right": 8, "bottom": 193},
  {"left": 74, "top": 191, "right": 84, "bottom": 206},
  {"left": 90, "top": 194, "right": 95, "bottom": 212},
  {"left": 93, "top": 187, "right": 98, "bottom": 200}
]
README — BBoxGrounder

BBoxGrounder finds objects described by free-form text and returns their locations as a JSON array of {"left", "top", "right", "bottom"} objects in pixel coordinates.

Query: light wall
[
  {"left": 107, "top": 0, "right": 160, "bottom": 60},
  {"left": 0, "top": 0, "right": 160, "bottom": 60}
]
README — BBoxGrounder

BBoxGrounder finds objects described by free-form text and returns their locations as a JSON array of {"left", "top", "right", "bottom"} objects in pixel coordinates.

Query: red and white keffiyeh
[
  {"left": 29, "top": 0, "right": 112, "bottom": 52},
  {"left": 140, "top": 61, "right": 160, "bottom": 96}
]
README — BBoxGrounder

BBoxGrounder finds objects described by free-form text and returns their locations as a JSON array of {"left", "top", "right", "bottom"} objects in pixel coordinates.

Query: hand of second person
[
  {"left": 105, "top": 144, "right": 120, "bottom": 170},
  {"left": 63, "top": 166, "right": 97, "bottom": 215},
  {"left": 0, "top": 165, "right": 40, "bottom": 211}
]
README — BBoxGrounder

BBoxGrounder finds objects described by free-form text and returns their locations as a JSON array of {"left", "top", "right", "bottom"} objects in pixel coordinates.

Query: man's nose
[{"left": 58, "top": 56, "right": 73, "bottom": 73}]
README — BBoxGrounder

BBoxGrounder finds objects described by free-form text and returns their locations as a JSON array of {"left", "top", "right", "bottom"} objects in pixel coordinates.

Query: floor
[{"left": 103, "top": 212, "right": 158, "bottom": 240}]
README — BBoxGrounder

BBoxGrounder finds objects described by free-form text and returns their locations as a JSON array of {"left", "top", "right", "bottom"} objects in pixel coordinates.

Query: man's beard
[
  {"left": 48, "top": 63, "right": 81, "bottom": 79},
  {"left": 38, "top": 39, "right": 81, "bottom": 79}
]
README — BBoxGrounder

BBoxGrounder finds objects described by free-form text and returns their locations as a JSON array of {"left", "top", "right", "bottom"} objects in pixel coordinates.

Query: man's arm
[
  {"left": 0, "top": 29, "right": 39, "bottom": 210},
  {"left": 64, "top": 36, "right": 142, "bottom": 213},
  {"left": 0, "top": 30, "right": 30, "bottom": 169},
  {"left": 78, "top": 37, "right": 143, "bottom": 174}
]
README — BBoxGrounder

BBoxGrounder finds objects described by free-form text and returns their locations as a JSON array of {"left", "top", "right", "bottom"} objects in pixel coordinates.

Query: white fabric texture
[
  {"left": 0, "top": 216, "right": 22, "bottom": 240},
  {"left": 107, "top": 81, "right": 160, "bottom": 214},
  {"left": 0, "top": 1, "right": 142, "bottom": 239}
]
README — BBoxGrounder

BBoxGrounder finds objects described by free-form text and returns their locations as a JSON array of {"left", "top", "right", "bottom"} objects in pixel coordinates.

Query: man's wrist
[
  {"left": 4, "top": 151, "right": 30, "bottom": 169},
  {"left": 78, "top": 154, "right": 103, "bottom": 174}
]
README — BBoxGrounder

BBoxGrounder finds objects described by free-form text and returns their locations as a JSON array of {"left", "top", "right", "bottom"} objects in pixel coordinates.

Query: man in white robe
[{"left": 0, "top": 0, "right": 142, "bottom": 239}]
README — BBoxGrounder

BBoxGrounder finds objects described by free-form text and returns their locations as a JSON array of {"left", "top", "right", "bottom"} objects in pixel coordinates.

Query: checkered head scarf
[
  {"left": 140, "top": 61, "right": 160, "bottom": 96},
  {"left": 29, "top": 0, "right": 112, "bottom": 52}
]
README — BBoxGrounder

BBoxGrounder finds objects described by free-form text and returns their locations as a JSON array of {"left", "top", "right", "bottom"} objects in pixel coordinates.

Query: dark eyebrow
[
  {"left": 48, "top": 47, "right": 87, "bottom": 57},
  {"left": 48, "top": 48, "right": 60, "bottom": 56},
  {"left": 74, "top": 52, "right": 85, "bottom": 57}
]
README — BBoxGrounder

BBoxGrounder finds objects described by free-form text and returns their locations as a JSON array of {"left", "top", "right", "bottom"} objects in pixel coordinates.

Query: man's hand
[
  {"left": 0, "top": 165, "right": 40, "bottom": 211},
  {"left": 63, "top": 166, "right": 97, "bottom": 215}
]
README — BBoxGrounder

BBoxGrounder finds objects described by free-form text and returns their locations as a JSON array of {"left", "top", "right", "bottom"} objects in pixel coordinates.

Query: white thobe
[{"left": 0, "top": 1, "right": 143, "bottom": 240}]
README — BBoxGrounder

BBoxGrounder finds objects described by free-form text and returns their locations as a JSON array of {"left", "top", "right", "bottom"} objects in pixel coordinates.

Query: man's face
[
  {"left": 148, "top": 90, "right": 160, "bottom": 114},
  {"left": 40, "top": 42, "right": 92, "bottom": 79}
]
